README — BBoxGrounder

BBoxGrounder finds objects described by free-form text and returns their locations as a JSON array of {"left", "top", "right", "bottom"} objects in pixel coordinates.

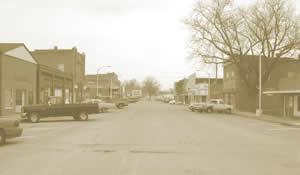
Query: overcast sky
[{"left": 1, "top": 0, "right": 299, "bottom": 90}]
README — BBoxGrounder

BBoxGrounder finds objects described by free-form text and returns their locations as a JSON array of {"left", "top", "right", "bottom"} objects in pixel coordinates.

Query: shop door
[
  {"left": 293, "top": 96, "right": 300, "bottom": 117},
  {"left": 16, "top": 89, "right": 25, "bottom": 113}
]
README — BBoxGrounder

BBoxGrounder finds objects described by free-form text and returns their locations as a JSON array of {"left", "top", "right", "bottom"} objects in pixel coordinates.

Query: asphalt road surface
[{"left": 1, "top": 101, "right": 300, "bottom": 175}]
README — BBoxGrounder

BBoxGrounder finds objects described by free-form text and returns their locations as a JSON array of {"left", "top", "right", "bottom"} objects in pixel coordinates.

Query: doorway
[
  {"left": 293, "top": 96, "right": 300, "bottom": 117},
  {"left": 16, "top": 89, "right": 26, "bottom": 113}
]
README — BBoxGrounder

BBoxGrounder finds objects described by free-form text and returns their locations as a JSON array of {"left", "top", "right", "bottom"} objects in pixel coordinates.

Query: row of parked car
[
  {"left": 188, "top": 99, "right": 233, "bottom": 114},
  {"left": 0, "top": 96, "right": 140, "bottom": 145}
]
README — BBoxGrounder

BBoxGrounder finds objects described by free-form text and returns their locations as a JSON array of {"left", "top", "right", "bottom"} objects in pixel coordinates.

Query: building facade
[
  {"left": 224, "top": 55, "right": 300, "bottom": 118},
  {"left": 0, "top": 43, "right": 38, "bottom": 116},
  {"left": 184, "top": 73, "right": 223, "bottom": 104},
  {"left": 37, "top": 65, "right": 73, "bottom": 104},
  {"left": 85, "top": 73, "right": 121, "bottom": 99},
  {"left": 32, "top": 46, "right": 85, "bottom": 103},
  {"left": 174, "top": 79, "right": 186, "bottom": 103}
]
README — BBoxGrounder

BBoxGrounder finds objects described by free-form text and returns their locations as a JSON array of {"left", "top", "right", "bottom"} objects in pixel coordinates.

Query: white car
[
  {"left": 169, "top": 100, "right": 176, "bottom": 104},
  {"left": 82, "top": 99, "right": 116, "bottom": 113},
  {"left": 206, "top": 99, "right": 233, "bottom": 113}
]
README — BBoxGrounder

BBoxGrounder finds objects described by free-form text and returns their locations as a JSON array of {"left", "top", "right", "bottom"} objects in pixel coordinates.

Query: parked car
[
  {"left": 205, "top": 99, "right": 233, "bottom": 113},
  {"left": 82, "top": 99, "right": 115, "bottom": 112},
  {"left": 188, "top": 102, "right": 206, "bottom": 112},
  {"left": 169, "top": 100, "right": 176, "bottom": 104},
  {"left": 0, "top": 118, "right": 23, "bottom": 145},
  {"left": 21, "top": 96, "right": 100, "bottom": 123},
  {"left": 127, "top": 97, "right": 140, "bottom": 103},
  {"left": 97, "top": 96, "right": 128, "bottom": 109}
]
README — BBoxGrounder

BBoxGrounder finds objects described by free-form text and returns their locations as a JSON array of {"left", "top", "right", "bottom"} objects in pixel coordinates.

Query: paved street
[{"left": 1, "top": 101, "right": 300, "bottom": 175}]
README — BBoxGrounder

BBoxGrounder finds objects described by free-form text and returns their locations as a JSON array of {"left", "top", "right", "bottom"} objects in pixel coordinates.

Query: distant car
[
  {"left": 82, "top": 99, "right": 116, "bottom": 113},
  {"left": 205, "top": 99, "right": 233, "bottom": 113},
  {"left": 188, "top": 102, "right": 206, "bottom": 112},
  {"left": 0, "top": 118, "right": 23, "bottom": 145},
  {"left": 169, "top": 100, "right": 176, "bottom": 104},
  {"left": 96, "top": 96, "right": 128, "bottom": 109},
  {"left": 127, "top": 97, "right": 140, "bottom": 103}
]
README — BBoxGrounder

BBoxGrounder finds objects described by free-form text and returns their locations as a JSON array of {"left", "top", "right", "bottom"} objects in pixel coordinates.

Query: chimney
[{"left": 72, "top": 47, "right": 77, "bottom": 52}]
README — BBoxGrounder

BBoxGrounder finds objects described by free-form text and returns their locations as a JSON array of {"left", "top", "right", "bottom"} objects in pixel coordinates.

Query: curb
[{"left": 232, "top": 112, "right": 300, "bottom": 128}]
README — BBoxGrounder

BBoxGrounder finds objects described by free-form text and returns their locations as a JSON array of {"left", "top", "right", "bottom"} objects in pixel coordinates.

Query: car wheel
[
  {"left": 0, "top": 129, "right": 6, "bottom": 145},
  {"left": 29, "top": 112, "right": 40, "bottom": 123},
  {"left": 78, "top": 112, "right": 88, "bottom": 121},
  {"left": 191, "top": 108, "right": 195, "bottom": 112},
  {"left": 118, "top": 104, "right": 124, "bottom": 109},
  {"left": 207, "top": 108, "right": 213, "bottom": 113}
]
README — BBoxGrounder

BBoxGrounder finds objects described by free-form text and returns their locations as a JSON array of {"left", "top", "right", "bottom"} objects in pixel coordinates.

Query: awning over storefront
[
  {"left": 263, "top": 90, "right": 300, "bottom": 118},
  {"left": 263, "top": 90, "right": 300, "bottom": 95}
]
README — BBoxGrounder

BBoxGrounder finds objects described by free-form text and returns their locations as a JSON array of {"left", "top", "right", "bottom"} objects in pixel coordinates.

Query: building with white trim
[{"left": 0, "top": 43, "right": 38, "bottom": 116}]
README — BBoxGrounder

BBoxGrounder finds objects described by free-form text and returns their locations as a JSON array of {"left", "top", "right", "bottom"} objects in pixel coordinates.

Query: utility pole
[
  {"left": 257, "top": 54, "right": 262, "bottom": 116},
  {"left": 216, "top": 63, "right": 218, "bottom": 79}
]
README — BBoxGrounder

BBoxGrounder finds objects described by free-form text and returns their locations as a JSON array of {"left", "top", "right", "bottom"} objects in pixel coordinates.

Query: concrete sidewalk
[{"left": 233, "top": 111, "right": 300, "bottom": 128}]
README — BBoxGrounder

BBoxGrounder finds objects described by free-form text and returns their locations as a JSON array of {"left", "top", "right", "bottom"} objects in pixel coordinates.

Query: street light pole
[{"left": 258, "top": 54, "right": 262, "bottom": 116}]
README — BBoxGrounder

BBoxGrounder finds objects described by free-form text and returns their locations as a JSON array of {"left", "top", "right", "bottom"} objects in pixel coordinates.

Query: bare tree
[
  {"left": 142, "top": 76, "right": 160, "bottom": 100},
  {"left": 123, "top": 79, "right": 141, "bottom": 96},
  {"left": 185, "top": 0, "right": 300, "bottom": 94}
]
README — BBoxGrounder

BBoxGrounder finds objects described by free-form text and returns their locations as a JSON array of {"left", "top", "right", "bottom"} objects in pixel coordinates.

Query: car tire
[
  {"left": 191, "top": 108, "right": 195, "bottom": 112},
  {"left": 0, "top": 129, "right": 6, "bottom": 145},
  {"left": 207, "top": 108, "right": 213, "bottom": 113},
  {"left": 117, "top": 104, "right": 124, "bottom": 109},
  {"left": 29, "top": 112, "right": 40, "bottom": 123},
  {"left": 78, "top": 112, "right": 88, "bottom": 121}
]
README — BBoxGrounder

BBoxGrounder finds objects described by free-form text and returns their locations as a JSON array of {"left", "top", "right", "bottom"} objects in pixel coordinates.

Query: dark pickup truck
[{"left": 21, "top": 97, "right": 100, "bottom": 123}]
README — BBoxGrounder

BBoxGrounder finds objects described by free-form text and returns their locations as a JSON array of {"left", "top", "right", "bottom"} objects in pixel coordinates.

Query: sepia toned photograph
[{"left": 0, "top": 0, "right": 299, "bottom": 174}]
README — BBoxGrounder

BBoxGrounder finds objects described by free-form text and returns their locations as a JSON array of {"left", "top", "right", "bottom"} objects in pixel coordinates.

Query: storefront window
[
  {"left": 65, "top": 89, "right": 70, "bottom": 104},
  {"left": 4, "top": 88, "right": 14, "bottom": 109},
  {"left": 55, "top": 88, "right": 63, "bottom": 97}
]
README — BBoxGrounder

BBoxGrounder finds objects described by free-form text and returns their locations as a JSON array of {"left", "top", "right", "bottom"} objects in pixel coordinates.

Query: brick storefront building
[
  {"left": 85, "top": 73, "right": 121, "bottom": 99},
  {"left": 184, "top": 73, "right": 223, "bottom": 104},
  {"left": 224, "top": 55, "right": 300, "bottom": 118},
  {"left": 37, "top": 65, "right": 73, "bottom": 104},
  {"left": 0, "top": 43, "right": 38, "bottom": 116},
  {"left": 32, "top": 46, "right": 85, "bottom": 103}
]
